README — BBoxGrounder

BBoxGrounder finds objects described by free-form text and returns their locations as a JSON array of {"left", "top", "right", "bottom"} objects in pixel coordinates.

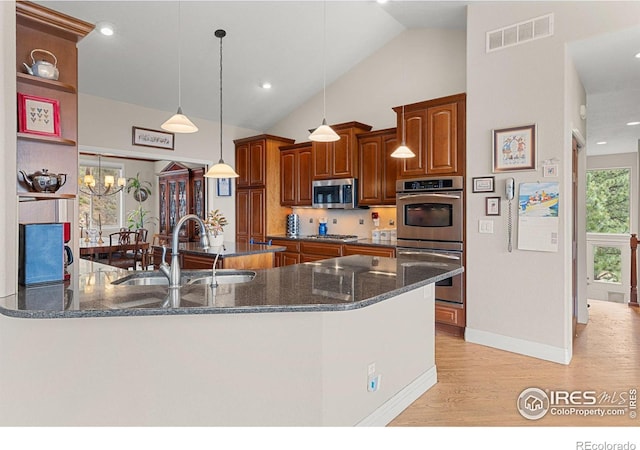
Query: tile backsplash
[{"left": 291, "top": 206, "right": 396, "bottom": 238}]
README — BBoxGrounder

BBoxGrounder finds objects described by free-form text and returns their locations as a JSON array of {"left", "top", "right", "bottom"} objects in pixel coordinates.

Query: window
[
  {"left": 78, "top": 162, "right": 124, "bottom": 229},
  {"left": 586, "top": 168, "right": 630, "bottom": 234},
  {"left": 592, "top": 246, "right": 622, "bottom": 284}
]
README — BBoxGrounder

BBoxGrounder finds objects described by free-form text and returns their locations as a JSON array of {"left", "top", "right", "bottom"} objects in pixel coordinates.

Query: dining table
[{"left": 79, "top": 240, "right": 150, "bottom": 268}]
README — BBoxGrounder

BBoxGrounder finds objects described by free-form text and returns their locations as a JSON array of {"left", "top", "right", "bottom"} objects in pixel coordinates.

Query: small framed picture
[
  {"left": 132, "top": 126, "right": 174, "bottom": 150},
  {"left": 543, "top": 164, "right": 558, "bottom": 177},
  {"left": 217, "top": 178, "right": 231, "bottom": 197},
  {"left": 18, "top": 93, "right": 61, "bottom": 137},
  {"left": 492, "top": 124, "right": 537, "bottom": 173},
  {"left": 486, "top": 197, "right": 501, "bottom": 216},
  {"left": 472, "top": 176, "right": 495, "bottom": 193}
]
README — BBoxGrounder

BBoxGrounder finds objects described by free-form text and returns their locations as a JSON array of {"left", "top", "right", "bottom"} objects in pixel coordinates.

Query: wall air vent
[{"left": 486, "top": 13, "right": 554, "bottom": 53}]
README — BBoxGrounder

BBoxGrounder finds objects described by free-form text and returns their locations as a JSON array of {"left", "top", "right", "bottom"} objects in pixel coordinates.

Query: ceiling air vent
[{"left": 486, "top": 13, "right": 554, "bottom": 53}]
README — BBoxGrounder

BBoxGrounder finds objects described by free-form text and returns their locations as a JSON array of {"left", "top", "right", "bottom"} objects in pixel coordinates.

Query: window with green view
[{"left": 586, "top": 168, "right": 630, "bottom": 234}]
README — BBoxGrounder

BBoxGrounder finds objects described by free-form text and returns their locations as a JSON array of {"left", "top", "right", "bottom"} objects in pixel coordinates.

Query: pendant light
[
  {"left": 391, "top": 104, "right": 416, "bottom": 158},
  {"left": 309, "top": 1, "right": 339, "bottom": 142},
  {"left": 161, "top": 1, "right": 198, "bottom": 133},
  {"left": 204, "top": 29, "right": 239, "bottom": 178}
]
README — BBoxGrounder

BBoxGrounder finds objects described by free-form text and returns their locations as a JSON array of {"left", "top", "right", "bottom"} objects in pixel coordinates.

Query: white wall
[
  {"left": 78, "top": 94, "right": 263, "bottom": 240},
  {"left": 0, "top": 1, "right": 17, "bottom": 297},
  {"left": 269, "top": 28, "right": 467, "bottom": 142},
  {"left": 464, "top": 1, "right": 640, "bottom": 363}
]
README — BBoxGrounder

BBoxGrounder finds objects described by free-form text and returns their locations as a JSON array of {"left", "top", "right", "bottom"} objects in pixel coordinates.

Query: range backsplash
[{"left": 290, "top": 207, "right": 396, "bottom": 239}]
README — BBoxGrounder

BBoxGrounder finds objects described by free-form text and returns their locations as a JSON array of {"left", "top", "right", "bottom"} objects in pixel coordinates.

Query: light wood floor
[{"left": 390, "top": 300, "right": 640, "bottom": 426}]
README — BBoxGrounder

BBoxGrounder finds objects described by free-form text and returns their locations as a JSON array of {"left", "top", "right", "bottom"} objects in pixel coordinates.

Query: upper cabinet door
[
  {"left": 398, "top": 110, "right": 428, "bottom": 178},
  {"left": 249, "top": 139, "right": 266, "bottom": 186},
  {"left": 280, "top": 149, "right": 296, "bottom": 205},
  {"left": 331, "top": 130, "right": 354, "bottom": 178},
  {"left": 427, "top": 103, "right": 458, "bottom": 175},
  {"left": 312, "top": 142, "right": 332, "bottom": 179},
  {"left": 236, "top": 143, "right": 250, "bottom": 187}
]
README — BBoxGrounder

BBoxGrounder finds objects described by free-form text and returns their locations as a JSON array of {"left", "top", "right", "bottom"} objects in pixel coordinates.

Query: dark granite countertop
[
  {"left": 268, "top": 234, "right": 397, "bottom": 247},
  {"left": 154, "top": 241, "right": 286, "bottom": 257},
  {"left": 0, "top": 254, "right": 462, "bottom": 319}
]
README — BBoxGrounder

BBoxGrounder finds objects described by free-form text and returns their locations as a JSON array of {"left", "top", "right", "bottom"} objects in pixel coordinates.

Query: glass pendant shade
[
  {"left": 309, "top": 118, "right": 340, "bottom": 142},
  {"left": 390, "top": 143, "right": 415, "bottom": 158},
  {"left": 161, "top": 107, "right": 198, "bottom": 133},
  {"left": 205, "top": 160, "right": 239, "bottom": 178}
]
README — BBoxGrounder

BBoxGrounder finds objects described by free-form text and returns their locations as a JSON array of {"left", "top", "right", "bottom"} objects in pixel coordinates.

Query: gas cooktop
[{"left": 303, "top": 234, "right": 359, "bottom": 242}]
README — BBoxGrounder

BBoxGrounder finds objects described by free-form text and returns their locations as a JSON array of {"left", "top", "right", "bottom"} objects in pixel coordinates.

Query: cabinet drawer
[
  {"left": 300, "top": 241, "right": 342, "bottom": 257},
  {"left": 271, "top": 239, "right": 300, "bottom": 253},
  {"left": 342, "top": 244, "right": 395, "bottom": 258},
  {"left": 435, "top": 303, "right": 465, "bottom": 326}
]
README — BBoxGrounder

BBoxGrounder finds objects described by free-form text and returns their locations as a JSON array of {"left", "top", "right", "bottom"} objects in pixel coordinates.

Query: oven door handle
[
  {"left": 397, "top": 250, "right": 461, "bottom": 261},
  {"left": 396, "top": 193, "right": 462, "bottom": 201}
]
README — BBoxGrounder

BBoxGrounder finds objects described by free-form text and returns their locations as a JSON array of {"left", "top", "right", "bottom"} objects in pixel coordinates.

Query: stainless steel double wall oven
[{"left": 396, "top": 176, "right": 464, "bottom": 307}]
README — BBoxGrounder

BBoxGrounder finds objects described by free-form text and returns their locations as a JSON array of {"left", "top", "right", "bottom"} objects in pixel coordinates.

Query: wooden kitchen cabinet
[
  {"left": 235, "top": 134, "right": 294, "bottom": 245},
  {"left": 394, "top": 93, "right": 466, "bottom": 178},
  {"left": 271, "top": 239, "right": 301, "bottom": 267},
  {"left": 157, "top": 162, "right": 205, "bottom": 243},
  {"left": 342, "top": 244, "right": 395, "bottom": 258},
  {"left": 300, "top": 241, "right": 343, "bottom": 262},
  {"left": 280, "top": 142, "right": 312, "bottom": 206},
  {"left": 357, "top": 128, "right": 399, "bottom": 206},
  {"left": 311, "top": 122, "right": 372, "bottom": 180}
]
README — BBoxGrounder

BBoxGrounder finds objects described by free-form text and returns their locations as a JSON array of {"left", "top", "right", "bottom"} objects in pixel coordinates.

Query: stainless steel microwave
[{"left": 312, "top": 178, "right": 357, "bottom": 209}]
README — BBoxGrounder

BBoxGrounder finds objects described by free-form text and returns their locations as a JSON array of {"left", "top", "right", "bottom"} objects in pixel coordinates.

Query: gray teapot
[
  {"left": 23, "top": 49, "right": 59, "bottom": 80},
  {"left": 19, "top": 169, "right": 67, "bottom": 193}
]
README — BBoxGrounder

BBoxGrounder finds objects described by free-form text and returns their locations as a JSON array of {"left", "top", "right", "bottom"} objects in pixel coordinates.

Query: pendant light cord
[
  {"left": 177, "top": 1, "right": 182, "bottom": 109},
  {"left": 218, "top": 29, "right": 225, "bottom": 163},
  {"left": 322, "top": 0, "right": 327, "bottom": 121}
]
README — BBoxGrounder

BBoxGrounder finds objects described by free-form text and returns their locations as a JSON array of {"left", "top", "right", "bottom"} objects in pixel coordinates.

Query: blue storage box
[{"left": 19, "top": 223, "right": 64, "bottom": 285}]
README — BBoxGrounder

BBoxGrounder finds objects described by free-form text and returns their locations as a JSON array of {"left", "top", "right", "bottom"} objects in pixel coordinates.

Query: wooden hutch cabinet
[
  {"left": 235, "top": 134, "right": 294, "bottom": 245},
  {"left": 357, "top": 127, "right": 399, "bottom": 206},
  {"left": 157, "top": 162, "right": 205, "bottom": 243},
  {"left": 280, "top": 142, "right": 312, "bottom": 207},
  {"left": 311, "top": 121, "right": 372, "bottom": 180},
  {"left": 393, "top": 93, "right": 466, "bottom": 178},
  {"left": 16, "top": 1, "right": 93, "bottom": 226}
]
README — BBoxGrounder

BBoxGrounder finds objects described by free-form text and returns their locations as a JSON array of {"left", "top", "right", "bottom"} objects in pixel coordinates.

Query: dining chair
[{"left": 108, "top": 230, "right": 141, "bottom": 270}]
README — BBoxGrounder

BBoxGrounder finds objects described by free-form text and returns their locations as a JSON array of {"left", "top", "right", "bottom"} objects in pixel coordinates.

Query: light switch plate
[{"left": 479, "top": 220, "right": 494, "bottom": 234}]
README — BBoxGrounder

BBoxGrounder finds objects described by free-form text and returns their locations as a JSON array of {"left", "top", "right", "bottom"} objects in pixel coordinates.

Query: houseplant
[
  {"left": 125, "top": 172, "right": 156, "bottom": 234},
  {"left": 205, "top": 209, "right": 228, "bottom": 246}
]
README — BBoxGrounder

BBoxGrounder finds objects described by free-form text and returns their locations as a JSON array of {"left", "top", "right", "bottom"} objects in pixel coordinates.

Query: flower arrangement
[{"left": 205, "top": 209, "right": 228, "bottom": 237}]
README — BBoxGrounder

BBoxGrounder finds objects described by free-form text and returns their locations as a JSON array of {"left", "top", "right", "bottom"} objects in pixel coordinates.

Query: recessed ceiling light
[
  {"left": 626, "top": 121, "right": 640, "bottom": 126},
  {"left": 635, "top": 52, "right": 640, "bottom": 59},
  {"left": 596, "top": 141, "right": 607, "bottom": 145},
  {"left": 261, "top": 82, "right": 272, "bottom": 90},
  {"left": 97, "top": 22, "right": 115, "bottom": 36}
]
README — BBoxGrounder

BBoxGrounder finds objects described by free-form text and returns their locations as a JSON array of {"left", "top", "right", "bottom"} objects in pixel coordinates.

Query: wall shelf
[
  {"left": 17, "top": 132, "right": 76, "bottom": 146},
  {"left": 16, "top": 72, "right": 76, "bottom": 93},
  {"left": 18, "top": 192, "right": 76, "bottom": 202}
]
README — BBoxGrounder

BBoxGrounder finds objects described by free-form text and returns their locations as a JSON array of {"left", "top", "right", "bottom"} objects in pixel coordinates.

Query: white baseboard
[
  {"left": 355, "top": 366, "right": 437, "bottom": 427},
  {"left": 465, "top": 327, "right": 571, "bottom": 365}
]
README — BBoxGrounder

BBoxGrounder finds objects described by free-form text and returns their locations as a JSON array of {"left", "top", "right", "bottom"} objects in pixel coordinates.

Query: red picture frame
[{"left": 18, "top": 93, "right": 61, "bottom": 137}]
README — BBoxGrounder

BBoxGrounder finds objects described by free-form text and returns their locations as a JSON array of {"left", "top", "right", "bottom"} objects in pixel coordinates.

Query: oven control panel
[{"left": 397, "top": 176, "right": 463, "bottom": 192}]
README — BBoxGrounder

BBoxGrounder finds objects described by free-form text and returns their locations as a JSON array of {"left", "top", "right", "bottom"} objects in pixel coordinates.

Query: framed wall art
[
  {"left": 486, "top": 197, "right": 501, "bottom": 216},
  {"left": 132, "top": 126, "right": 175, "bottom": 150},
  {"left": 217, "top": 178, "right": 232, "bottom": 197},
  {"left": 18, "top": 93, "right": 61, "bottom": 137},
  {"left": 472, "top": 176, "right": 495, "bottom": 193},
  {"left": 492, "top": 124, "right": 536, "bottom": 173}
]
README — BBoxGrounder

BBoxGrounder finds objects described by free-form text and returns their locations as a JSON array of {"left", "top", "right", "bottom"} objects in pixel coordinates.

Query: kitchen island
[
  {"left": 151, "top": 240, "right": 286, "bottom": 270},
  {"left": 0, "top": 254, "right": 462, "bottom": 426}
]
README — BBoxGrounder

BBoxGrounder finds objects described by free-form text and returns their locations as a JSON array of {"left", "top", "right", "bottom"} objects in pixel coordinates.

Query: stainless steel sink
[{"left": 112, "top": 270, "right": 256, "bottom": 286}]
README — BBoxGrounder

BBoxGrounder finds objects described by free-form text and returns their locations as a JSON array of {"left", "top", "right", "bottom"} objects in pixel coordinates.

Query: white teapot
[{"left": 23, "top": 49, "right": 59, "bottom": 80}]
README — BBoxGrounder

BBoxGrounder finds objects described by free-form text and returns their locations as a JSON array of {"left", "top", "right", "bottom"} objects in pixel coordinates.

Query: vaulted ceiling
[{"left": 35, "top": 1, "right": 639, "bottom": 155}]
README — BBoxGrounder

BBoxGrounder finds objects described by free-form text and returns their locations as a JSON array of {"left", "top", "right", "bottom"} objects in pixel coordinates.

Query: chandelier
[{"left": 79, "top": 155, "right": 126, "bottom": 197}]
